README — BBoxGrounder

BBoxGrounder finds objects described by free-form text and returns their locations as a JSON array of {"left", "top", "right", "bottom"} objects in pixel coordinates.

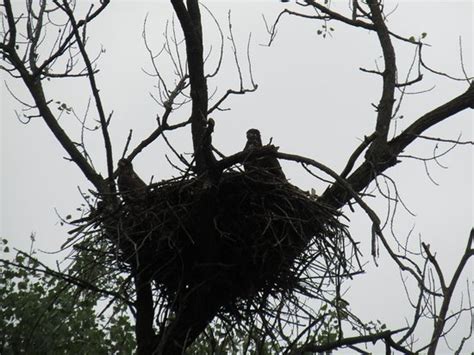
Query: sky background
[{"left": 1, "top": 1, "right": 472, "bottom": 353}]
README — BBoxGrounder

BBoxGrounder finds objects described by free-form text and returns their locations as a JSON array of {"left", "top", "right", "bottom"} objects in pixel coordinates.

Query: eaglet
[
  {"left": 243, "top": 128, "right": 286, "bottom": 181},
  {"left": 117, "top": 158, "right": 147, "bottom": 203}
]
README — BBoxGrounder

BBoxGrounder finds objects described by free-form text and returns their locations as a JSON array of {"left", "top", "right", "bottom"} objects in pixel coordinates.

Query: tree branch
[
  {"left": 170, "top": 0, "right": 209, "bottom": 174},
  {"left": 290, "top": 328, "right": 408, "bottom": 354},
  {"left": 126, "top": 118, "right": 190, "bottom": 163},
  {"left": 59, "top": 0, "right": 115, "bottom": 191},
  {"left": 0, "top": 255, "right": 132, "bottom": 306},
  {"left": 35, "top": 1, "right": 111, "bottom": 77},
  {"left": 427, "top": 229, "right": 474, "bottom": 355},
  {"left": 391, "top": 82, "right": 474, "bottom": 150},
  {"left": 303, "top": 0, "right": 374, "bottom": 31},
  {"left": 5, "top": 50, "right": 106, "bottom": 192},
  {"left": 340, "top": 133, "right": 376, "bottom": 178},
  {"left": 133, "top": 269, "right": 156, "bottom": 355},
  {"left": 366, "top": 0, "right": 396, "bottom": 147},
  {"left": 3, "top": 0, "right": 17, "bottom": 48},
  {"left": 322, "top": 83, "right": 474, "bottom": 210}
]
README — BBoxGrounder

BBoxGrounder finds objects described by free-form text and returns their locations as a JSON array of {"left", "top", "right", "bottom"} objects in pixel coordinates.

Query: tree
[
  {"left": 1, "top": 1, "right": 472, "bottom": 354},
  {"left": 0, "top": 238, "right": 135, "bottom": 354}
]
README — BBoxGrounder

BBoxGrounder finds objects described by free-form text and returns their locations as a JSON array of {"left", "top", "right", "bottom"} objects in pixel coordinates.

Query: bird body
[
  {"left": 243, "top": 129, "right": 263, "bottom": 173},
  {"left": 244, "top": 128, "right": 263, "bottom": 151},
  {"left": 117, "top": 159, "right": 147, "bottom": 203},
  {"left": 243, "top": 129, "right": 286, "bottom": 181}
]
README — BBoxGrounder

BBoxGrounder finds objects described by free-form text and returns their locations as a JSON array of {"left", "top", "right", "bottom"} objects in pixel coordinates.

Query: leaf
[
  {"left": 421, "top": 32, "right": 427, "bottom": 38},
  {"left": 409, "top": 36, "right": 415, "bottom": 41}
]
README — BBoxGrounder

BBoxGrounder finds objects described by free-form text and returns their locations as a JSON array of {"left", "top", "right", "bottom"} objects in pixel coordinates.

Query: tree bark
[
  {"left": 134, "top": 271, "right": 156, "bottom": 355},
  {"left": 171, "top": 0, "right": 209, "bottom": 174},
  {"left": 321, "top": 83, "right": 474, "bottom": 210}
]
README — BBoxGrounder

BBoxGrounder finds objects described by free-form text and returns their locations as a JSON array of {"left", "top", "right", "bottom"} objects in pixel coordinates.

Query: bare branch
[
  {"left": 208, "top": 87, "right": 256, "bottom": 114},
  {"left": 340, "top": 133, "right": 376, "bottom": 178},
  {"left": 227, "top": 10, "right": 243, "bottom": 91},
  {"left": 322, "top": 82, "right": 474, "bottom": 211},
  {"left": 413, "top": 134, "right": 473, "bottom": 146},
  {"left": 426, "top": 230, "right": 474, "bottom": 355},
  {"left": 201, "top": 3, "right": 224, "bottom": 79},
  {"left": 419, "top": 42, "right": 473, "bottom": 82},
  {"left": 126, "top": 76, "right": 190, "bottom": 163},
  {"left": 304, "top": 0, "right": 374, "bottom": 31},
  {"left": 9, "top": 52, "right": 105, "bottom": 191},
  {"left": 207, "top": 24, "right": 257, "bottom": 114},
  {"left": 3, "top": 0, "right": 17, "bottom": 48},
  {"left": 57, "top": 0, "right": 115, "bottom": 191},
  {"left": 366, "top": 0, "right": 396, "bottom": 146},
  {"left": 289, "top": 327, "right": 408, "bottom": 354},
  {"left": 391, "top": 83, "right": 474, "bottom": 150},
  {"left": 35, "top": 1, "right": 111, "bottom": 77}
]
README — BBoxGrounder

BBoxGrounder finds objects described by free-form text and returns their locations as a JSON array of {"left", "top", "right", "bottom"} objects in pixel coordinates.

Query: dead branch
[
  {"left": 289, "top": 327, "right": 408, "bottom": 355},
  {"left": 57, "top": 0, "right": 115, "bottom": 191},
  {"left": 424, "top": 230, "right": 473, "bottom": 355}
]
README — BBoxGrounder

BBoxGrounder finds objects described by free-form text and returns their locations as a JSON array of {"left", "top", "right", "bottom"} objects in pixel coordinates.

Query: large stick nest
[{"left": 102, "top": 169, "right": 355, "bottom": 317}]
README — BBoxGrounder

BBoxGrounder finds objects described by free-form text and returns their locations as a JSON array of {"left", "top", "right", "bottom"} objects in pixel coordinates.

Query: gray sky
[{"left": 1, "top": 1, "right": 472, "bottom": 353}]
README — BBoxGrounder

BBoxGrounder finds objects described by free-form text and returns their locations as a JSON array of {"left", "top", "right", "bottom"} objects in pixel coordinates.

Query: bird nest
[{"left": 99, "top": 169, "right": 355, "bottom": 317}]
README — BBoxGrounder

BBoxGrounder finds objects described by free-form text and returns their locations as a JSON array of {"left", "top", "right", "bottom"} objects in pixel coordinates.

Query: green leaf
[
  {"left": 421, "top": 32, "right": 427, "bottom": 38},
  {"left": 15, "top": 254, "right": 25, "bottom": 264}
]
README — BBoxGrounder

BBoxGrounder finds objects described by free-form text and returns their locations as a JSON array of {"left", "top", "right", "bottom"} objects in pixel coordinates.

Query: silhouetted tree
[{"left": 1, "top": 1, "right": 472, "bottom": 354}]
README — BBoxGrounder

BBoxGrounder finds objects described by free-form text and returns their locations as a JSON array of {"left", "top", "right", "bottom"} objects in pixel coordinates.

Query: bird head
[
  {"left": 246, "top": 128, "right": 262, "bottom": 146},
  {"left": 118, "top": 158, "right": 133, "bottom": 171}
]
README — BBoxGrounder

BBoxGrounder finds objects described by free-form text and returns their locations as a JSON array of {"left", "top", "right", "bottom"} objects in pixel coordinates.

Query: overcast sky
[{"left": 1, "top": 1, "right": 472, "bottom": 353}]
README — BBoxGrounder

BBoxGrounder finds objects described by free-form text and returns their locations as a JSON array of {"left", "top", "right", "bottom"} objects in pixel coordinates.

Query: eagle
[
  {"left": 117, "top": 158, "right": 147, "bottom": 203},
  {"left": 243, "top": 128, "right": 286, "bottom": 181}
]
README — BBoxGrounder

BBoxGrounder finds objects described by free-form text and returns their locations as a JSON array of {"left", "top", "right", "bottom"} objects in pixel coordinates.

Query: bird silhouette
[
  {"left": 117, "top": 159, "right": 147, "bottom": 203},
  {"left": 243, "top": 128, "right": 286, "bottom": 181}
]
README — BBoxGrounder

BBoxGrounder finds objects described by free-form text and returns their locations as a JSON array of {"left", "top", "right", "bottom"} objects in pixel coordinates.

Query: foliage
[
  {"left": 0, "top": 237, "right": 376, "bottom": 355},
  {"left": 0, "top": 238, "right": 135, "bottom": 355}
]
